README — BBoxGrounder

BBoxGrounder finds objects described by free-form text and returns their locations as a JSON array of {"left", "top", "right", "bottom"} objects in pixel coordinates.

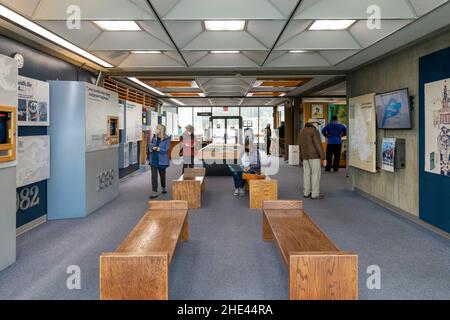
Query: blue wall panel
[{"left": 419, "top": 46, "right": 450, "bottom": 233}]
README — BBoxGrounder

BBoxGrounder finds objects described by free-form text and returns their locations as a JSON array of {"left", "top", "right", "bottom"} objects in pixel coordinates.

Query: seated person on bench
[{"left": 228, "top": 128, "right": 261, "bottom": 197}]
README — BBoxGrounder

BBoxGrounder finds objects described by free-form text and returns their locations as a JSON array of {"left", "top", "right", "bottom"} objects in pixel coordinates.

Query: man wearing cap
[{"left": 299, "top": 119, "right": 325, "bottom": 199}]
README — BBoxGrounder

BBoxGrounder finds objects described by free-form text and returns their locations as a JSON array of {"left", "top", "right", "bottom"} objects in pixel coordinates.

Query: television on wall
[{"left": 375, "top": 88, "right": 412, "bottom": 129}]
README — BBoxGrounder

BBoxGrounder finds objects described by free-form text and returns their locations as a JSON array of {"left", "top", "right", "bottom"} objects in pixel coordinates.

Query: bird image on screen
[{"left": 375, "top": 89, "right": 411, "bottom": 129}]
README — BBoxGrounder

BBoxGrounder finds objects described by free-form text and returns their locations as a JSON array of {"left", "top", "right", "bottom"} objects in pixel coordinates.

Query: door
[{"left": 210, "top": 117, "right": 242, "bottom": 144}]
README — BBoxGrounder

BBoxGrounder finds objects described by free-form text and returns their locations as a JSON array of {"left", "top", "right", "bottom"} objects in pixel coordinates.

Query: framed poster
[
  {"left": 16, "top": 135, "right": 50, "bottom": 188},
  {"left": 349, "top": 93, "right": 377, "bottom": 173},
  {"left": 382, "top": 138, "right": 396, "bottom": 172},
  {"left": 311, "top": 104, "right": 324, "bottom": 118},
  {"left": 125, "top": 101, "right": 143, "bottom": 143},
  {"left": 424, "top": 78, "right": 450, "bottom": 177},
  {"left": 118, "top": 102, "right": 125, "bottom": 130},
  {"left": 18, "top": 76, "right": 50, "bottom": 126},
  {"left": 328, "top": 104, "right": 348, "bottom": 127}
]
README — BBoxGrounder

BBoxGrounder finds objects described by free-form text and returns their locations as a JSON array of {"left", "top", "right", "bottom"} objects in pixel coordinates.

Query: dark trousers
[
  {"left": 151, "top": 166, "right": 166, "bottom": 192},
  {"left": 228, "top": 165, "right": 245, "bottom": 189},
  {"left": 267, "top": 139, "right": 271, "bottom": 155},
  {"left": 326, "top": 144, "right": 342, "bottom": 172}
]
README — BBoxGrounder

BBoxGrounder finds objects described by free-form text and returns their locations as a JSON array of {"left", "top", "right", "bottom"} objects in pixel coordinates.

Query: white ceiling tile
[
  {"left": 409, "top": 0, "right": 448, "bottom": 16},
  {"left": 165, "top": 21, "right": 203, "bottom": 48},
  {"left": 149, "top": 0, "right": 182, "bottom": 17},
  {"left": 89, "top": 32, "right": 174, "bottom": 51},
  {"left": 33, "top": 0, "right": 155, "bottom": 20},
  {"left": 91, "top": 51, "right": 130, "bottom": 66},
  {"left": 164, "top": 51, "right": 186, "bottom": 66},
  {"left": 241, "top": 51, "right": 268, "bottom": 65},
  {"left": 38, "top": 20, "right": 102, "bottom": 48},
  {"left": 349, "top": 20, "right": 413, "bottom": 48},
  {"left": 164, "top": 0, "right": 286, "bottom": 20},
  {"left": 0, "top": 0, "right": 40, "bottom": 18},
  {"left": 182, "top": 51, "right": 209, "bottom": 66},
  {"left": 138, "top": 21, "right": 174, "bottom": 47},
  {"left": 318, "top": 50, "right": 359, "bottom": 65},
  {"left": 247, "top": 21, "right": 286, "bottom": 48},
  {"left": 267, "top": 0, "right": 299, "bottom": 16},
  {"left": 277, "top": 31, "right": 361, "bottom": 50},
  {"left": 294, "top": 0, "right": 417, "bottom": 19},
  {"left": 265, "top": 52, "right": 330, "bottom": 67},
  {"left": 277, "top": 20, "right": 312, "bottom": 47},
  {"left": 120, "top": 52, "right": 185, "bottom": 68},
  {"left": 192, "top": 53, "right": 260, "bottom": 68},
  {"left": 183, "top": 32, "right": 268, "bottom": 50},
  {"left": 265, "top": 51, "right": 287, "bottom": 64}
]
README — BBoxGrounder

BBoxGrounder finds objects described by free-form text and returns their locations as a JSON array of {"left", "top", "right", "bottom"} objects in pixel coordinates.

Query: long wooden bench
[
  {"left": 243, "top": 173, "right": 278, "bottom": 209},
  {"left": 172, "top": 168, "right": 206, "bottom": 209},
  {"left": 99, "top": 200, "right": 189, "bottom": 300},
  {"left": 262, "top": 200, "right": 358, "bottom": 300}
]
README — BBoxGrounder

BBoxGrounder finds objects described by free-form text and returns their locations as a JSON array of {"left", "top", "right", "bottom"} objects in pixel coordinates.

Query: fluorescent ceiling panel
[
  {"left": 205, "top": 20, "right": 246, "bottom": 31},
  {"left": 94, "top": 21, "right": 141, "bottom": 31},
  {"left": 0, "top": 4, "right": 113, "bottom": 68},
  {"left": 210, "top": 51, "right": 240, "bottom": 54},
  {"left": 170, "top": 98, "right": 186, "bottom": 106},
  {"left": 309, "top": 20, "right": 356, "bottom": 30},
  {"left": 132, "top": 51, "right": 163, "bottom": 54}
]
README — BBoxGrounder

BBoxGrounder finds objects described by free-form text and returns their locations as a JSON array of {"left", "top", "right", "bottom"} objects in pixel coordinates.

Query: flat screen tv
[{"left": 375, "top": 88, "right": 411, "bottom": 129}]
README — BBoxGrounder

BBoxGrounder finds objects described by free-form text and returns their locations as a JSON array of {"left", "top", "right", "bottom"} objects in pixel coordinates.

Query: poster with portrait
[
  {"left": 16, "top": 135, "right": 50, "bottom": 188},
  {"left": 349, "top": 93, "right": 377, "bottom": 173},
  {"left": 311, "top": 104, "right": 324, "bottom": 118},
  {"left": 382, "top": 138, "right": 396, "bottom": 172},
  {"left": 17, "top": 76, "right": 50, "bottom": 126},
  {"left": 424, "top": 78, "right": 450, "bottom": 178}
]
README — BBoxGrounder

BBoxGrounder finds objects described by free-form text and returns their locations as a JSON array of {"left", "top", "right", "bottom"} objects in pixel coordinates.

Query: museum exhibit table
[{"left": 198, "top": 143, "right": 244, "bottom": 176}]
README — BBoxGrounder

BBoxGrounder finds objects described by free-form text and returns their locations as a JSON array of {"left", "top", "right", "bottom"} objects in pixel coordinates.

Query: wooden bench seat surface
[
  {"left": 178, "top": 175, "right": 204, "bottom": 183},
  {"left": 116, "top": 209, "right": 187, "bottom": 264},
  {"left": 265, "top": 209, "right": 338, "bottom": 265}
]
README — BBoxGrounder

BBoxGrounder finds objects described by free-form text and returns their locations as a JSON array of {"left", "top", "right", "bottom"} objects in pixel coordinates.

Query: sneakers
[
  {"left": 149, "top": 192, "right": 158, "bottom": 199},
  {"left": 161, "top": 188, "right": 167, "bottom": 194},
  {"left": 311, "top": 194, "right": 325, "bottom": 200},
  {"left": 303, "top": 194, "right": 311, "bottom": 198},
  {"left": 233, "top": 189, "right": 240, "bottom": 196},
  {"left": 239, "top": 188, "right": 245, "bottom": 197}
]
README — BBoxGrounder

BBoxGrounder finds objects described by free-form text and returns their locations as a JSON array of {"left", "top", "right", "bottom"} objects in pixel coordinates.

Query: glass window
[
  {"left": 194, "top": 107, "right": 212, "bottom": 140},
  {"left": 240, "top": 107, "right": 259, "bottom": 144},
  {"left": 259, "top": 107, "right": 274, "bottom": 144},
  {"left": 178, "top": 107, "right": 193, "bottom": 129},
  {"left": 212, "top": 107, "right": 239, "bottom": 117}
]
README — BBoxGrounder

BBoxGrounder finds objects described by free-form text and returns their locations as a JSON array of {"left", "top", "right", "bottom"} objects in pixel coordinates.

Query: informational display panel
[
  {"left": 118, "top": 102, "right": 125, "bottom": 130},
  {"left": 151, "top": 111, "right": 158, "bottom": 132},
  {"left": 17, "top": 76, "right": 50, "bottom": 126},
  {"left": 424, "top": 78, "right": 450, "bottom": 178},
  {"left": 349, "top": 93, "right": 377, "bottom": 173},
  {"left": 123, "top": 142, "right": 130, "bottom": 168},
  {"left": 130, "top": 142, "right": 138, "bottom": 165},
  {"left": 85, "top": 84, "right": 119, "bottom": 152},
  {"left": 126, "top": 101, "right": 143, "bottom": 143},
  {"left": 16, "top": 135, "right": 50, "bottom": 188},
  {"left": 382, "top": 138, "right": 396, "bottom": 173}
]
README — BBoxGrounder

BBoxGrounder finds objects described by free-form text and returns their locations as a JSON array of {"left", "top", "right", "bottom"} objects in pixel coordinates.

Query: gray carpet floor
[{"left": 0, "top": 160, "right": 449, "bottom": 300}]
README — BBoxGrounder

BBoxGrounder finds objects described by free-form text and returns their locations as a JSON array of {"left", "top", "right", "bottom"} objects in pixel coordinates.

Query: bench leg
[
  {"left": 288, "top": 252, "right": 358, "bottom": 300},
  {"left": 249, "top": 180, "right": 278, "bottom": 209},
  {"left": 180, "top": 214, "right": 189, "bottom": 242},
  {"left": 172, "top": 180, "right": 202, "bottom": 209},
  {"left": 262, "top": 214, "right": 273, "bottom": 241},
  {"left": 100, "top": 252, "right": 169, "bottom": 300}
]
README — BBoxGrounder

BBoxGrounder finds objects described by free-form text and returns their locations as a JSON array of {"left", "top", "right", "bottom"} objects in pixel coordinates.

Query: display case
[
  {"left": 0, "top": 106, "right": 16, "bottom": 163},
  {"left": 108, "top": 116, "right": 119, "bottom": 145}
]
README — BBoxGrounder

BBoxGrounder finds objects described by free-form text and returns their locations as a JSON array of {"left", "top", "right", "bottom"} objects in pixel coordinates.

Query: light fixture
[
  {"left": 289, "top": 50, "right": 308, "bottom": 53},
  {"left": 128, "top": 77, "right": 166, "bottom": 96},
  {"left": 0, "top": 4, "right": 114, "bottom": 68},
  {"left": 131, "top": 51, "right": 162, "bottom": 54},
  {"left": 210, "top": 50, "right": 240, "bottom": 54},
  {"left": 205, "top": 20, "right": 245, "bottom": 31},
  {"left": 309, "top": 20, "right": 356, "bottom": 31},
  {"left": 94, "top": 20, "right": 141, "bottom": 31},
  {"left": 280, "top": 93, "right": 287, "bottom": 97},
  {"left": 170, "top": 98, "right": 185, "bottom": 106}
]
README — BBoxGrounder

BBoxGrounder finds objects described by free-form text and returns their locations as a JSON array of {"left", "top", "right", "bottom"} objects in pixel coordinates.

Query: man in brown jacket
[{"left": 299, "top": 119, "right": 325, "bottom": 199}]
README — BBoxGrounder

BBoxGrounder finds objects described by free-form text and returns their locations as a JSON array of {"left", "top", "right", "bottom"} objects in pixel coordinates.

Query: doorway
[{"left": 210, "top": 116, "right": 243, "bottom": 144}]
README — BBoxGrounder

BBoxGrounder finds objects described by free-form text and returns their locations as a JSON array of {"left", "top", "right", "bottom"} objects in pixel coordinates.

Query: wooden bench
[
  {"left": 99, "top": 200, "right": 189, "bottom": 300},
  {"left": 172, "top": 168, "right": 206, "bottom": 209},
  {"left": 262, "top": 200, "right": 358, "bottom": 300},
  {"left": 243, "top": 173, "right": 278, "bottom": 209}
]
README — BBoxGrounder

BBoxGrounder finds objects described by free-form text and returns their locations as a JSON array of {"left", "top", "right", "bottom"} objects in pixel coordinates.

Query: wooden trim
[
  {"left": 103, "top": 78, "right": 159, "bottom": 108},
  {"left": 0, "top": 105, "right": 16, "bottom": 163},
  {"left": 148, "top": 200, "right": 189, "bottom": 211},
  {"left": 289, "top": 252, "right": 358, "bottom": 300}
]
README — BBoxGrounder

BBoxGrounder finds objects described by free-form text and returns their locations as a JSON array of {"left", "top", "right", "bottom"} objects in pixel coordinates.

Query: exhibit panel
[
  {"left": 125, "top": 101, "right": 143, "bottom": 143},
  {"left": 16, "top": 135, "right": 50, "bottom": 188},
  {"left": 0, "top": 54, "right": 18, "bottom": 272},
  {"left": 348, "top": 93, "right": 377, "bottom": 173},
  {"left": 17, "top": 76, "right": 50, "bottom": 126}
]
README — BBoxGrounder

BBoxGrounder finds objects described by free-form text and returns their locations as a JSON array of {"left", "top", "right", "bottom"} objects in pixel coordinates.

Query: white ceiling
[{"left": 0, "top": 0, "right": 449, "bottom": 106}]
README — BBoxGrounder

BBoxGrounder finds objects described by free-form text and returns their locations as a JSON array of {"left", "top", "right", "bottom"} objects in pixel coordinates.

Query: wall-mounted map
[
  {"left": 16, "top": 135, "right": 50, "bottom": 188},
  {"left": 18, "top": 76, "right": 50, "bottom": 126},
  {"left": 425, "top": 78, "right": 450, "bottom": 178},
  {"left": 349, "top": 93, "right": 377, "bottom": 173}
]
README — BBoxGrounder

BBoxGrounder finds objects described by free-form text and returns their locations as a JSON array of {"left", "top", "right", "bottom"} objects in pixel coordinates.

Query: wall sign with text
[{"left": 18, "top": 76, "right": 50, "bottom": 126}]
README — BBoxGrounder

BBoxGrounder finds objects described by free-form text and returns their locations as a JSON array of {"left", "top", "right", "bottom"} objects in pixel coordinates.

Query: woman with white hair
[{"left": 148, "top": 124, "right": 171, "bottom": 199}]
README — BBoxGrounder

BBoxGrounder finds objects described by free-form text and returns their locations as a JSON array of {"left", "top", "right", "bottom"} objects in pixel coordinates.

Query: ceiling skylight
[
  {"left": 309, "top": 20, "right": 356, "bottom": 31},
  {"left": 94, "top": 21, "right": 141, "bottom": 31},
  {"left": 205, "top": 20, "right": 246, "bottom": 31}
]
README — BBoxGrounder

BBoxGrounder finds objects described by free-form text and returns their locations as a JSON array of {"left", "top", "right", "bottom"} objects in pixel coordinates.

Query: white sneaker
[
  {"left": 239, "top": 188, "right": 245, "bottom": 196},
  {"left": 233, "top": 189, "right": 239, "bottom": 196}
]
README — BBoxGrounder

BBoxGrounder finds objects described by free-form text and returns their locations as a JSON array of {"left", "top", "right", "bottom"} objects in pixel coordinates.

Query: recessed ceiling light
[
  {"left": 128, "top": 77, "right": 166, "bottom": 96},
  {"left": 94, "top": 21, "right": 141, "bottom": 31},
  {"left": 205, "top": 20, "right": 246, "bottom": 31},
  {"left": 131, "top": 51, "right": 162, "bottom": 54},
  {"left": 309, "top": 20, "right": 356, "bottom": 31},
  {"left": 210, "top": 50, "right": 240, "bottom": 54},
  {"left": 0, "top": 4, "right": 113, "bottom": 68},
  {"left": 280, "top": 93, "right": 287, "bottom": 97},
  {"left": 170, "top": 98, "right": 185, "bottom": 106},
  {"left": 289, "top": 50, "right": 308, "bottom": 53}
]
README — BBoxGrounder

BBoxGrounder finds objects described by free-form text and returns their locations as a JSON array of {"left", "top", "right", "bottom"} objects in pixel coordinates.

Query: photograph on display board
[
  {"left": 316, "top": 118, "right": 326, "bottom": 143},
  {"left": 328, "top": 104, "right": 348, "bottom": 127},
  {"left": 382, "top": 138, "right": 396, "bottom": 173},
  {"left": 349, "top": 93, "right": 377, "bottom": 173},
  {"left": 16, "top": 136, "right": 50, "bottom": 188},
  {"left": 17, "top": 76, "right": 50, "bottom": 126},
  {"left": 311, "top": 104, "right": 324, "bottom": 118},
  {"left": 424, "top": 79, "right": 450, "bottom": 178},
  {"left": 375, "top": 89, "right": 412, "bottom": 129}
]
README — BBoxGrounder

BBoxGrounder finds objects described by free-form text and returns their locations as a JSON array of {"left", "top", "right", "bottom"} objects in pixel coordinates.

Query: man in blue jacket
[{"left": 321, "top": 115, "right": 347, "bottom": 172}]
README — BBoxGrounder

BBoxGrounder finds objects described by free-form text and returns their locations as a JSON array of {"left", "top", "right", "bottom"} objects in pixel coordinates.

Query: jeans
[
  {"left": 151, "top": 166, "right": 166, "bottom": 192},
  {"left": 303, "top": 159, "right": 321, "bottom": 198},
  {"left": 228, "top": 164, "right": 245, "bottom": 189},
  {"left": 326, "top": 144, "right": 342, "bottom": 172}
]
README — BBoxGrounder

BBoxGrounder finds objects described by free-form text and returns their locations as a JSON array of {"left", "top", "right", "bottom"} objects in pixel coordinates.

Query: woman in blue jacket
[{"left": 148, "top": 124, "right": 171, "bottom": 199}]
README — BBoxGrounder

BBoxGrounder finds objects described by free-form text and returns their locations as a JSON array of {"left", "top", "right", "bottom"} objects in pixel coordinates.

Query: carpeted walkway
[{"left": 0, "top": 160, "right": 449, "bottom": 300}]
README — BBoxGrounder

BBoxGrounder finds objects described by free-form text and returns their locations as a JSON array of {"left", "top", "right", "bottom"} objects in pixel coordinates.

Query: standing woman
[
  {"left": 265, "top": 124, "right": 272, "bottom": 155},
  {"left": 181, "top": 124, "right": 196, "bottom": 172},
  {"left": 148, "top": 124, "right": 170, "bottom": 199}
]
